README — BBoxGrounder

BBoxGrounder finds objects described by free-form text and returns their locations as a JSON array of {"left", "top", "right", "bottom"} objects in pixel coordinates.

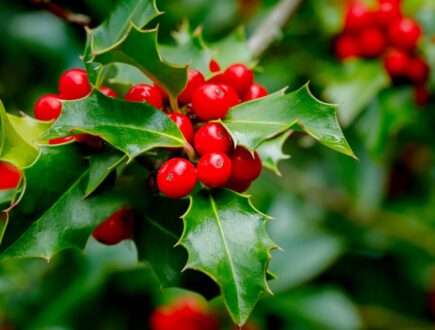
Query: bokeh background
[{"left": 0, "top": 0, "right": 434, "bottom": 329}]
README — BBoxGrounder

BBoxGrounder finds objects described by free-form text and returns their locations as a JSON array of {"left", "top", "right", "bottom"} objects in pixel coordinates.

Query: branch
[
  {"left": 248, "top": 0, "right": 303, "bottom": 57},
  {"left": 30, "top": 0, "right": 91, "bottom": 27}
]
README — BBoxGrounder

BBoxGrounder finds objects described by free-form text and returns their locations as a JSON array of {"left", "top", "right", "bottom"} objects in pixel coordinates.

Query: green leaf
[
  {"left": 0, "top": 102, "right": 50, "bottom": 168},
  {"left": 160, "top": 22, "right": 214, "bottom": 76},
  {"left": 89, "top": 26, "right": 188, "bottom": 102},
  {"left": 257, "top": 131, "right": 291, "bottom": 176},
  {"left": 0, "top": 145, "right": 125, "bottom": 260},
  {"left": 43, "top": 90, "right": 186, "bottom": 159},
  {"left": 85, "top": 149, "right": 127, "bottom": 197},
  {"left": 223, "top": 84, "right": 355, "bottom": 158},
  {"left": 179, "top": 189, "right": 276, "bottom": 325},
  {"left": 87, "top": 0, "right": 161, "bottom": 54}
]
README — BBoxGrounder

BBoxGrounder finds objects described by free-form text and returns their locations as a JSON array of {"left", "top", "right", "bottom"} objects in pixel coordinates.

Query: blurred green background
[{"left": 1, "top": 0, "right": 434, "bottom": 329}]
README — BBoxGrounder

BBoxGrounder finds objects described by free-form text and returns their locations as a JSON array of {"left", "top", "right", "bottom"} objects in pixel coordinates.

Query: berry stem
[
  {"left": 169, "top": 95, "right": 181, "bottom": 114},
  {"left": 30, "top": 0, "right": 92, "bottom": 27},
  {"left": 248, "top": 0, "right": 303, "bottom": 57},
  {"left": 184, "top": 142, "right": 196, "bottom": 162}
]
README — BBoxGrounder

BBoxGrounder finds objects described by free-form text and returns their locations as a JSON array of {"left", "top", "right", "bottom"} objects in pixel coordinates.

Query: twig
[
  {"left": 30, "top": 0, "right": 91, "bottom": 27},
  {"left": 248, "top": 0, "right": 303, "bottom": 57}
]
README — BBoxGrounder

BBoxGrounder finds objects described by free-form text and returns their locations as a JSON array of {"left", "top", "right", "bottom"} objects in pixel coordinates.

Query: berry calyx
[
  {"left": 384, "top": 49, "right": 410, "bottom": 79},
  {"left": 34, "top": 94, "right": 62, "bottom": 121},
  {"left": 359, "top": 27, "right": 386, "bottom": 58},
  {"left": 99, "top": 86, "right": 118, "bottom": 98},
  {"left": 178, "top": 68, "right": 206, "bottom": 104},
  {"left": 242, "top": 83, "right": 268, "bottom": 101},
  {"left": 49, "top": 136, "right": 74, "bottom": 145},
  {"left": 408, "top": 57, "right": 429, "bottom": 85},
  {"left": 220, "top": 63, "right": 254, "bottom": 94},
  {"left": 335, "top": 34, "right": 361, "bottom": 60},
  {"left": 0, "top": 161, "right": 21, "bottom": 190},
  {"left": 157, "top": 158, "right": 197, "bottom": 199},
  {"left": 193, "top": 123, "right": 233, "bottom": 156},
  {"left": 92, "top": 208, "right": 134, "bottom": 245},
  {"left": 388, "top": 17, "right": 422, "bottom": 50},
  {"left": 125, "top": 84, "right": 163, "bottom": 109},
  {"left": 229, "top": 146, "right": 262, "bottom": 183},
  {"left": 191, "top": 83, "right": 239, "bottom": 120},
  {"left": 197, "top": 152, "right": 232, "bottom": 187},
  {"left": 168, "top": 113, "right": 194, "bottom": 143},
  {"left": 58, "top": 68, "right": 91, "bottom": 100}
]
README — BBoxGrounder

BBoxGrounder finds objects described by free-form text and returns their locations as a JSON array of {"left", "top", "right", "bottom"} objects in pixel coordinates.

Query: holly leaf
[
  {"left": 160, "top": 22, "right": 214, "bottom": 76},
  {"left": 88, "top": 26, "right": 188, "bottom": 104},
  {"left": 179, "top": 189, "right": 276, "bottom": 326},
  {"left": 257, "top": 131, "right": 292, "bottom": 176},
  {"left": 43, "top": 90, "right": 186, "bottom": 160},
  {"left": 0, "top": 102, "right": 50, "bottom": 168},
  {"left": 0, "top": 145, "right": 125, "bottom": 260},
  {"left": 223, "top": 84, "right": 355, "bottom": 158},
  {"left": 85, "top": 148, "right": 127, "bottom": 197},
  {"left": 87, "top": 0, "right": 161, "bottom": 54}
]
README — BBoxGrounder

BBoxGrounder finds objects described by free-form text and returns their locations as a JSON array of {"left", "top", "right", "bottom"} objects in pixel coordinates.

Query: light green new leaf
[
  {"left": 43, "top": 90, "right": 186, "bottom": 160},
  {"left": 223, "top": 84, "right": 355, "bottom": 158},
  {"left": 0, "top": 145, "right": 125, "bottom": 260},
  {"left": 180, "top": 189, "right": 276, "bottom": 326},
  {"left": 88, "top": 0, "right": 161, "bottom": 54},
  {"left": 0, "top": 102, "right": 50, "bottom": 168},
  {"left": 89, "top": 26, "right": 188, "bottom": 102}
]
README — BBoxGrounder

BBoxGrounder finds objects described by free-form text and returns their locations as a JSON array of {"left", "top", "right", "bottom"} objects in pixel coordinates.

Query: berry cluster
[
  {"left": 34, "top": 68, "right": 116, "bottom": 145},
  {"left": 150, "top": 296, "right": 219, "bottom": 330},
  {"left": 334, "top": 0, "right": 430, "bottom": 105},
  {"left": 155, "top": 63, "right": 267, "bottom": 199}
]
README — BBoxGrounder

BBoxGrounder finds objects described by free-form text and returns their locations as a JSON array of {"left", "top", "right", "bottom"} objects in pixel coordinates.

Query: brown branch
[{"left": 30, "top": 0, "right": 91, "bottom": 27}]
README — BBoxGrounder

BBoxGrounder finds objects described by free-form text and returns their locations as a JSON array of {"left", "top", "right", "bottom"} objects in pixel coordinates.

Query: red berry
[
  {"left": 229, "top": 146, "right": 262, "bottom": 183},
  {"left": 408, "top": 57, "right": 430, "bottom": 85},
  {"left": 49, "top": 136, "right": 74, "bottom": 145},
  {"left": 99, "top": 86, "right": 118, "bottom": 98},
  {"left": 168, "top": 113, "right": 194, "bottom": 143},
  {"left": 58, "top": 68, "right": 91, "bottom": 100},
  {"left": 150, "top": 297, "right": 219, "bottom": 330},
  {"left": 359, "top": 27, "right": 387, "bottom": 58},
  {"left": 220, "top": 63, "right": 254, "bottom": 94},
  {"left": 375, "top": 0, "right": 402, "bottom": 26},
  {"left": 178, "top": 68, "right": 206, "bottom": 104},
  {"left": 194, "top": 123, "right": 233, "bottom": 156},
  {"left": 209, "top": 59, "right": 221, "bottom": 73},
  {"left": 242, "top": 83, "right": 268, "bottom": 101},
  {"left": 154, "top": 84, "right": 169, "bottom": 101},
  {"left": 414, "top": 86, "right": 429, "bottom": 106},
  {"left": 335, "top": 34, "right": 361, "bottom": 60},
  {"left": 125, "top": 84, "right": 163, "bottom": 109},
  {"left": 0, "top": 161, "right": 21, "bottom": 190},
  {"left": 343, "top": 2, "right": 372, "bottom": 32},
  {"left": 157, "top": 158, "right": 197, "bottom": 199},
  {"left": 191, "top": 83, "right": 239, "bottom": 120},
  {"left": 92, "top": 208, "right": 134, "bottom": 245},
  {"left": 197, "top": 152, "right": 232, "bottom": 187},
  {"left": 384, "top": 49, "right": 411, "bottom": 78},
  {"left": 388, "top": 17, "right": 422, "bottom": 50},
  {"left": 34, "top": 94, "right": 62, "bottom": 121},
  {"left": 224, "top": 179, "right": 251, "bottom": 193}
]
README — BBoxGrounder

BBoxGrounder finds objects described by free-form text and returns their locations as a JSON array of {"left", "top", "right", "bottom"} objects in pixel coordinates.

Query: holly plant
[{"left": 0, "top": 0, "right": 355, "bottom": 326}]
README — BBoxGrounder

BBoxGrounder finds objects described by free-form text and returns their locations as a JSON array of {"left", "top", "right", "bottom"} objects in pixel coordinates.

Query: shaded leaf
[
  {"left": 223, "top": 84, "right": 355, "bottom": 158},
  {"left": 257, "top": 131, "right": 291, "bottom": 175},
  {"left": 180, "top": 189, "right": 275, "bottom": 325},
  {"left": 0, "top": 145, "right": 125, "bottom": 260},
  {"left": 43, "top": 90, "right": 186, "bottom": 160}
]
